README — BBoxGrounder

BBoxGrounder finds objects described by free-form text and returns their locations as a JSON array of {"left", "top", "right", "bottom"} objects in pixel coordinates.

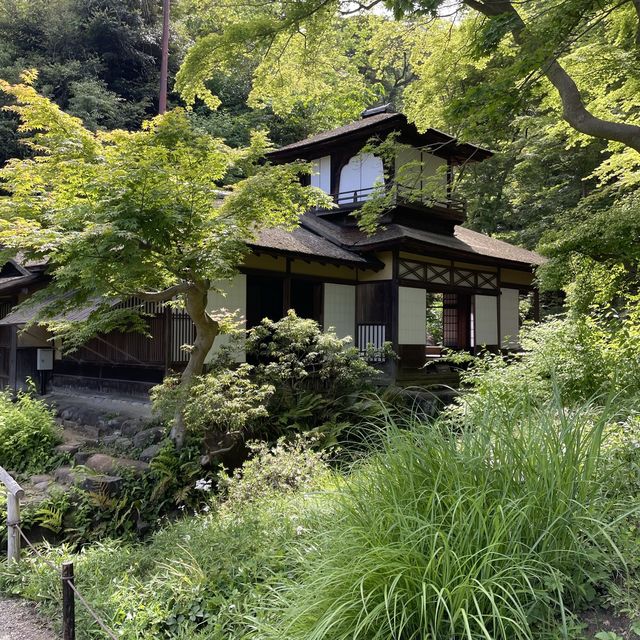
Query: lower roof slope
[{"left": 297, "top": 214, "right": 544, "bottom": 269}]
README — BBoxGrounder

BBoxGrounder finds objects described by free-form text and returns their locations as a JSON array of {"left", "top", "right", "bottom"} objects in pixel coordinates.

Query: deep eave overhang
[
  {"left": 267, "top": 113, "right": 494, "bottom": 165},
  {"left": 354, "top": 236, "right": 541, "bottom": 271}
]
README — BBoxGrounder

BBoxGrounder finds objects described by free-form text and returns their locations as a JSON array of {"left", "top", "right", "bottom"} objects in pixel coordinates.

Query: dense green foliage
[
  {"left": 0, "top": 77, "right": 330, "bottom": 444},
  {"left": 5, "top": 364, "right": 640, "bottom": 638},
  {"left": 0, "top": 0, "right": 177, "bottom": 165},
  {"left": 246, "top": 312, "right": 384, "bottom": 442},
  {"left": 0, "top": 390, "right": 60, "bottom": 474},
  {"left": 0, "top": 439, "right": 330, "bottom": 639},
  {"left": 176, "top": 0, "right": 640, "bottom": 302},
  {"left": 153, "top": 312, "right": 385, "bottom": 454}
]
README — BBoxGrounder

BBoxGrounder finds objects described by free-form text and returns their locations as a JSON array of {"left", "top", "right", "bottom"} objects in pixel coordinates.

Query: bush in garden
[
  {"left": 0, "top": 389, "right": 61, "bottom": 474},
  {"left": 0, "top": 439, "right": 330, "bottom": 640},
  {"left": 217, "top": 436, "right": 329, "bottom": 505},
  {"left": 152, "top": 365, "right": 274, "bottom": 460},
  {"left": 246, "top": 311, "right": 382, "bottom": 441},
  {"left": 451, "top": 310, "right": 640, "bottom": 424}
]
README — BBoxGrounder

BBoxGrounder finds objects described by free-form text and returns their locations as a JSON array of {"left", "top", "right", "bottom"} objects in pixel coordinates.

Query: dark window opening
[
  {"left": 426, "top": 293, "right": 444, "bottom": 346},
  {"left": 246, "top": 275, "right": 284, "bottom": 329},
  {"left": 290, "top": 279, "right": 322, "bottom": 323}
]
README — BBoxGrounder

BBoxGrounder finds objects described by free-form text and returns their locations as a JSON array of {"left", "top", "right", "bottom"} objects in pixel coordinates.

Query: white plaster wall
[
  {"left": 398, "top": 286, "right": 426, "bottom": 344},
  {"left": 474, "top": 294, "right": 498, "bottom": 346},
  {"left": 206, "top": 274, "right": 247, "bottom": 362},
  {"left": 323, "top": 283, "right": 356, "bottom": 342},
  {"left": 500, "top": 287, "right": 520, "bottom": 348},
  {"left": 421, "top": 152, "right": 447, "bottom": 186},
  {"left": 311, "top": 156, "right": 331, "bottom": 194},
  {"left": 339, "top": 152, "right": 384, "bottom": 196}
]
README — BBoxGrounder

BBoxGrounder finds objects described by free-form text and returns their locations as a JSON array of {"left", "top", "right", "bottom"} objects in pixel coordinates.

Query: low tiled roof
[
  {"left": 299, "top": 214, "right": 544, "bottom": 268},
  {"left": 0, "top": 274, "right": 39, "bottom": 293},
  {"left": 0, "top": 295, "right": 105, "bottom": 326},
  {"left": 453, "top": 227, "right": 544, "bottom": 266},
  {"left": 249, "top": 226, "right": 378, "bottom": 267},
  {"left": 270, "top": 112, "right": 403, "bottom": 154}
]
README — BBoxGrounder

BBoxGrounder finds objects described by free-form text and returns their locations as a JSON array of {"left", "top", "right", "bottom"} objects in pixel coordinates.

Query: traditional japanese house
[{"left": 0, "top": 106, "right": 543, "bottom": 394}]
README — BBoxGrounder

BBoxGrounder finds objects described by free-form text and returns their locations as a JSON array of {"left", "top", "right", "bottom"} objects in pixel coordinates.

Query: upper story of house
[{"left": 266, "top": 106, "right": 493, "bottom": 235}]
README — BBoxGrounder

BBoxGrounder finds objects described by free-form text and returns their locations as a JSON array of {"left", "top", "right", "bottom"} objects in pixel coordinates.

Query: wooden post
[
  {"left": 6, "top": 492, "right": 20, "bottom": 564},
  {"left": 62, "top": 561, "right": 76, "bottom": 640},
  {"left": 1, "top": 465, "right": 24, "bottom": 565}
]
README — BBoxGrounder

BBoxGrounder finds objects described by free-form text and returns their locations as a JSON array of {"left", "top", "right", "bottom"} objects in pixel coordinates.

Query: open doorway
[{"left": 426, "top": 292, "right": 471, "bottom": 355}]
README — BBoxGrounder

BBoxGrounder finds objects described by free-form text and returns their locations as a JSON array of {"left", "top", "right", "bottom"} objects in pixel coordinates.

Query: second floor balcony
[{"left": 317, "top": 184, "right": 467, "bottom": 223}]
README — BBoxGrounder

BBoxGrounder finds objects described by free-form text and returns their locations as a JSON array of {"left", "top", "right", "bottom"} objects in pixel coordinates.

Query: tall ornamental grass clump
[{"left": 266, "top": 390, "right": 619, "bottom": 640}]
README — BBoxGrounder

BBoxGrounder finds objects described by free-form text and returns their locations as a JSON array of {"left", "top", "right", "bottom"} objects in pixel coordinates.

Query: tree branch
[
  {"left": 463, "top": 0, "right": 640, "bottom": 152},
  {"left": 632, "top": 0, "right": 640, "bottom": 45},
  {"left": 137, "top": 281, "right": 191, "bottom": 302}
]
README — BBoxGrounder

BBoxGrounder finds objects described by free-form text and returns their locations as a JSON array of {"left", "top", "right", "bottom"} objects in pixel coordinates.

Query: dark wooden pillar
[{"left": 8, "top": 324, "right": 17, "bottom": 394}]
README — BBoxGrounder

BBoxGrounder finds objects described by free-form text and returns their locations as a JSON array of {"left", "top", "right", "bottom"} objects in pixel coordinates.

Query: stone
[
  {"left": 33, "top": 481, "right": 51, "bottom": 492},
  {"left": 55, "top": 443, "right": 80, "bottom": 456},
  {"left": 53, "top": 466, "right": 75, "bottom": 484},
  {"left": 78, "top": 424, "right": 100, "bottom": 439},
  {"left": 74, "top": 451, "right": 92, "bottom": 465},
  {"left": 121, "top": 419, "right": 145, "bottom": 436},
  {"left": 85, "top": 453, "right": 149, "bottom": 476},
  {"left": 133, "top": 427, "right": 165, "bottom": 449},
  {"left": 139, "top": 443, "right": 162, "bottom": 462},
  {"left": 102, "top": 433, "right": 121, "bottom": 446},
  {"left": 113, "top": 437, "right": 134, "bottom": 452},
  {"left": 30, "top": 474, "right": 53, "bottom": 485},
  {"left": 80, "top": 474, "right": 123, "bottom": 495}
]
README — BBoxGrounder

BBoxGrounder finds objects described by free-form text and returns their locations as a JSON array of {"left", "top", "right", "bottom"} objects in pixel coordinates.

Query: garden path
[{"left": 0, "top": 598, "right": 57, "bottom": 640}]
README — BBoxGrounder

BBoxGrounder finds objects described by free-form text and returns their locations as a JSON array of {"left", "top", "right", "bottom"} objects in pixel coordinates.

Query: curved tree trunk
[
  {"left": 169, "top": 280, "right": 219, "bottom": 448},
  {"left": 463, "top": 0, "right": 640, "bottom": 152}
]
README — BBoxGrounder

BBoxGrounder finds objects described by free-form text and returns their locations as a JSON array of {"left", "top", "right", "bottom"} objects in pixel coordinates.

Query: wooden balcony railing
[{"left": 328, "top": 184, "right": 466, "bottom": 218}]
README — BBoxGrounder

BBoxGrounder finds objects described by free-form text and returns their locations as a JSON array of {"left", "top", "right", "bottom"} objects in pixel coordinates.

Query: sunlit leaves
[{"left": 0, "top": 75, "right": 330, "bottom": 343}]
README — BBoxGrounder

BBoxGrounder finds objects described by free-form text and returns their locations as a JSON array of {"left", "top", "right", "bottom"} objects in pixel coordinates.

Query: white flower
[
  {"left": 296, "top": 525, "right": 306, "bottom": 536},
  {"left": 195, "top": 478, "right": 213, "bottom": 492}
]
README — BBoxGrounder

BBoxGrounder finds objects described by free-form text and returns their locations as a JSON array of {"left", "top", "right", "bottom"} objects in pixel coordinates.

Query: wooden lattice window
[
  {"left": 398, "top": 260, "right": 425, "bottom": 281},
  {"left": 426, "top": 264, "right": 450, "bottom": 285}
]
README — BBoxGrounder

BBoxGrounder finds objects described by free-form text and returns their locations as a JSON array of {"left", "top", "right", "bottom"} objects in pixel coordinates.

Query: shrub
[
  {"left": 0, "top": 447, "right": 331, "bottom": 640},
  {"left": 264, "top": 390, "right": 620, "bottom": 640},
  {"left": 452, "top": 311, "right": 640, "bottom": 425},
  {"left": 218, "top": 436, "right": 329, "bottom": 505},
  {"left": 246, "top": 311, "right": 382, "bottom": 442},
  {"left": 0, "top": 389, "right": 61, "bottom": 474},
  {"left": 152, "top": 312, "right": 385, "bottom": 453},
  {"left": 152, "top": 365, "right": 274, "bottom": 460}
]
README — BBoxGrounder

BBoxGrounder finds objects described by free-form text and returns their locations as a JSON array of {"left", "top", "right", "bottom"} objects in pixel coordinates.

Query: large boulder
[
  {"left": 80, "top": 474, "right": 123, "bottom": 495},
  {"left": 139, "top": 443, "right": 162, "bottom": 462}
]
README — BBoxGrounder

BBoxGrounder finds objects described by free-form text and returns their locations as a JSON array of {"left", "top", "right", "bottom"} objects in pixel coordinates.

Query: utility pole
[{"left": 159, "top": 0, "right": 170, "bottom": 114}]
